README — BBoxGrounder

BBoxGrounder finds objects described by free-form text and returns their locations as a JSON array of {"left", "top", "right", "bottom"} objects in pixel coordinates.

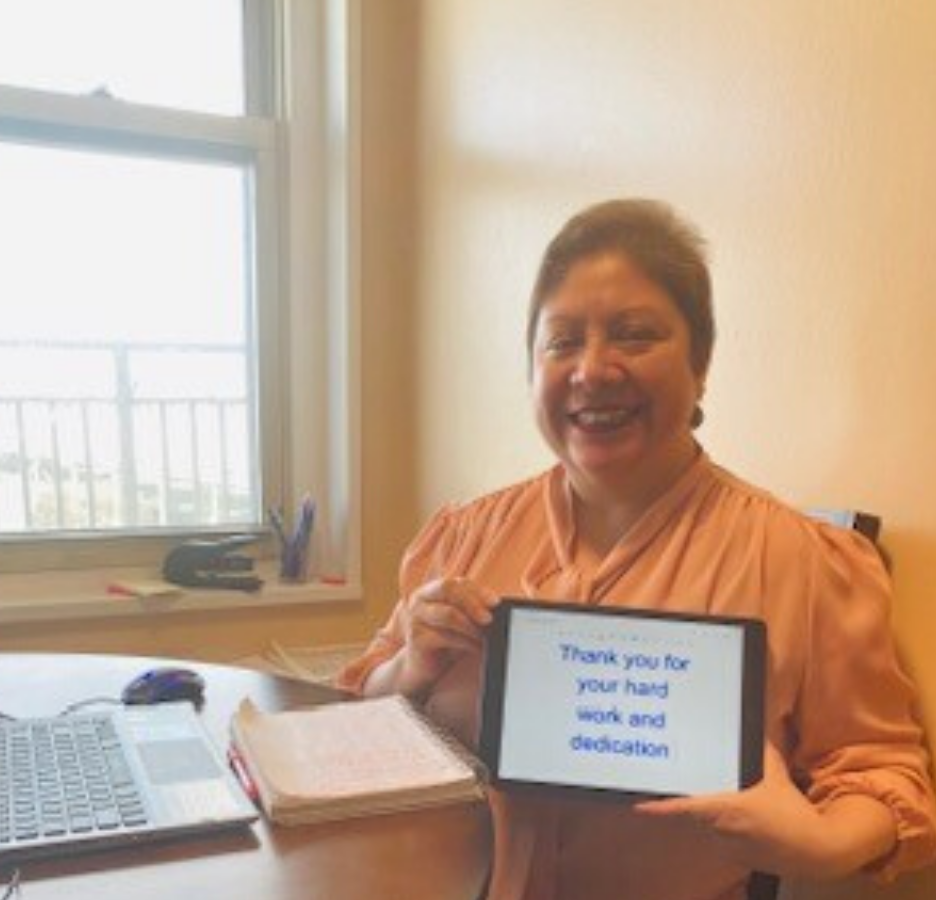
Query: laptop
[
  {"left": 479, "top": 598, "right": 766, "bottom": 800},
  {"left": 0, "top": 701, "right": 257, "bottom": 863}
]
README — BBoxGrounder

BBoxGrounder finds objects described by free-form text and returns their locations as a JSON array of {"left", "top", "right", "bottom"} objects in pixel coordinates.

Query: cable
[
  {"left": 0, "top": 697, "right": 122, "bottom": 721},
  {"left": 57, "top": 697, "right": 122, "bottom": 716}
]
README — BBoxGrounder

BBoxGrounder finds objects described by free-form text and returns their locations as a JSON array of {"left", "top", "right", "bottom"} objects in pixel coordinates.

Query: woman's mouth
[{"left": 569, "top": 406, "right": 640, "bottom": 433}]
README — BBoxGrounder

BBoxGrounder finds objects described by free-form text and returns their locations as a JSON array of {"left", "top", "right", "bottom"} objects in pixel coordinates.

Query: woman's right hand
[{"left": 394, "top": 577, "right": 498, "bottom": 698}]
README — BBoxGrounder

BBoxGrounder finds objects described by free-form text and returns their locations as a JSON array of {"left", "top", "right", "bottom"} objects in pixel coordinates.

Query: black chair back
[{"left": 747, "top": 872, "right": 780, "bottom": 900}]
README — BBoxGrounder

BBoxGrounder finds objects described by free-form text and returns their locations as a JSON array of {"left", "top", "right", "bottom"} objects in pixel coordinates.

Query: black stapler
[{"left": 163, "top": 535, "right": 263, "bottom": 592}]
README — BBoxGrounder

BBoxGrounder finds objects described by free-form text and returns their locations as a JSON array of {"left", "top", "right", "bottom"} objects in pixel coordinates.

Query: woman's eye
[
  {"left": 614, "top": 328, "right": 659, "bottom": 346},
  {"left": 544, "top": 335, "right": 579, "bottom": 354}
]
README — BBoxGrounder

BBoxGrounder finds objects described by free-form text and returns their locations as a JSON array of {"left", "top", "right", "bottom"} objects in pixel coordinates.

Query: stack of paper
[{"left": 230, "top": 695, "right": 485, "bottom": 826}]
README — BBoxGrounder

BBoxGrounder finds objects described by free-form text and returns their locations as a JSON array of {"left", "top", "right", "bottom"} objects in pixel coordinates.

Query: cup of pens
[{"left": 269, "top": 496, "right": 315, "bottom": 582}]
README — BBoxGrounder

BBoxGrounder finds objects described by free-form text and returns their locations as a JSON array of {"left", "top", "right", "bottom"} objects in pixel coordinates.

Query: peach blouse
[{"left": 338, "top": 453, "right": 936, "bottom": 900}]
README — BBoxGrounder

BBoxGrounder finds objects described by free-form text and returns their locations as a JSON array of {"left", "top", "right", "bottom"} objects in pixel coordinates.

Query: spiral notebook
[{"left": 230, "top": 696, "right": 485, "bottom": 826}]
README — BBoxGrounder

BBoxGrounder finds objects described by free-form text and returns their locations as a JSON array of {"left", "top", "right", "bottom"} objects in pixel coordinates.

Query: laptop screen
[{"left": 479, "top": 599, "right": 766, "bottom": 799}]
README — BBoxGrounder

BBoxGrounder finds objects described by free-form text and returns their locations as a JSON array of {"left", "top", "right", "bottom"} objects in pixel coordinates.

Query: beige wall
[{"left": 411, "top": 1, "right": 936, "bottom": 897}]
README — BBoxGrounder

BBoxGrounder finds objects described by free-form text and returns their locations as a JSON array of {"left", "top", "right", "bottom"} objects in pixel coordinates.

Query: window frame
[{"left": 0, "top": 0, "right": 362, "bottom": 616}]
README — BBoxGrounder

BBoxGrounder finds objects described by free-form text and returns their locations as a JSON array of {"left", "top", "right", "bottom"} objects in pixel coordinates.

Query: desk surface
[{"left": 0, "top": 653, "right": 491, "bottom": 900}]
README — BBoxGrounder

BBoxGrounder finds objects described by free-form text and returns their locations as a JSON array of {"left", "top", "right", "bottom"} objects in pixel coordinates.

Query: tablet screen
[{"left": 479, "top": 599, "right": 766, "bottom": 798}]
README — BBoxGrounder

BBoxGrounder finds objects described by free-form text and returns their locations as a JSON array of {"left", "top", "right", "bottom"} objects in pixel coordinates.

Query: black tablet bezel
[{"left": 479, "top": 598, "right": 766, "bottom": 801}]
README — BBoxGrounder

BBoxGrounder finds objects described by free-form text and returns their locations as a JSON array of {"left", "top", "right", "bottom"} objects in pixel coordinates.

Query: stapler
[{"left": 163, "top": 535, "right": 263, "bottom": 592}]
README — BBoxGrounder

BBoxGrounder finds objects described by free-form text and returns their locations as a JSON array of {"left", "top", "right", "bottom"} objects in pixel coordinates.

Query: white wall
[{"left": 410, "top": 2, "right": 936, "bottom": 897}]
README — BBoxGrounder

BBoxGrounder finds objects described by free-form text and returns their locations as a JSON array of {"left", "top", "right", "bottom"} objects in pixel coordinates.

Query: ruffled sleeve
[
  {"left": 336, "top": 473, "right": 551, "bottom": 696},
  {"left": 791, "top": 524, "right": 936, "bottom": 879},
  {"left": 335, "top": 504, "right": 461, "bottom": 695}
]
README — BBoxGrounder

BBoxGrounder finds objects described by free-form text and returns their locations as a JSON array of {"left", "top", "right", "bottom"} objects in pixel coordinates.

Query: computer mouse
[{"left": 121, "top": 667, "right": 206, "bottom": 706}]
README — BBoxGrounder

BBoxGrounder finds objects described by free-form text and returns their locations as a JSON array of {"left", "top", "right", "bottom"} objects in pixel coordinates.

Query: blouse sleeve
[
  {"left": 791, "top": 525, "right": 936, "bottom": 880},
  {"left": 335, "top": 504, "right": 460, "bottom": 695}
]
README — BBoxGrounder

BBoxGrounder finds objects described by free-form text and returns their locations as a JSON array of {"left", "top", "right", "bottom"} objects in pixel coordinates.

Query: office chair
[
  {"left": 747, "top": 871, "right": 780, "bottom": 900},
  {"left": 742, "top": 509, "right": 884, "bottom": 900}
]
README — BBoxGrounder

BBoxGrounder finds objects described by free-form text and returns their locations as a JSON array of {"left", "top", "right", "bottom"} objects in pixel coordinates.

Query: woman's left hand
[{"left": 633, "top": 744, "right": 895, "bottom": 880}]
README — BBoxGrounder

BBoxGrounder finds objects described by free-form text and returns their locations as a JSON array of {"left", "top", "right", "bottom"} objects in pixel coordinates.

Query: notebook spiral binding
[{"left": 400, "top": 698, "right": 490, "bottom": 789}]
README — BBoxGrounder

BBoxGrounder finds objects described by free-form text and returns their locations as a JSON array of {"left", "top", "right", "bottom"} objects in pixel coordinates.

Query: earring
[{"left": 690, "top": 405, "right": 705, "bottom": 429}]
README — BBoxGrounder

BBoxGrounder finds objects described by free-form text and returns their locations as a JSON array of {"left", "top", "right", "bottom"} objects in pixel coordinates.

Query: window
[
  {"left": 0, "top": 144, "right": 260, "bottom": 534},
  {"left": 0, "top": 1, "right": 360, "bottom": 595}
]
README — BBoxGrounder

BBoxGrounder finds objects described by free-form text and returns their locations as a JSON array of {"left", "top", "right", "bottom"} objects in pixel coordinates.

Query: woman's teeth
[{"left": 572, "top": 408, "right": 637, "bottom": 429}]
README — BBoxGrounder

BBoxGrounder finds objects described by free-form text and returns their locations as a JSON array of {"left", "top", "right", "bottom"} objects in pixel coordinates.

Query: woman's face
[{"left": 531, "top": 251, "right": 704, "bottom": 500}]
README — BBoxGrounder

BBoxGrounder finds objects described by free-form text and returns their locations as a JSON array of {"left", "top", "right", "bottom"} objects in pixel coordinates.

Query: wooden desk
[{"left": 0, "top": 654, "right": 492, "bottom": 900}]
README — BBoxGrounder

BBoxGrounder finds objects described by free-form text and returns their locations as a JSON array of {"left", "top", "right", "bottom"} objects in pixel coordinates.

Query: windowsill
[{"left": 0, "top": 562, "right": 361, "bottom": 625}]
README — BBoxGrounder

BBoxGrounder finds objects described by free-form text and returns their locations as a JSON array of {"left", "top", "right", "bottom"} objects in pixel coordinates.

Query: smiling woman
[
  {"left": 525, "top": 202, "right": 711, "bottom": 563},
  {"left": 338, "top": 199, "right": 936, "bottom": 900},
  {"left": 530, "top": 251, "right": 702, "bottom": 550}
]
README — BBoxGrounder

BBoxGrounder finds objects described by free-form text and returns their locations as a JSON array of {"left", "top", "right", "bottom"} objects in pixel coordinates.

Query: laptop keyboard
[{"left": 0, "top": 713, "right": 150, "bottom": 848}]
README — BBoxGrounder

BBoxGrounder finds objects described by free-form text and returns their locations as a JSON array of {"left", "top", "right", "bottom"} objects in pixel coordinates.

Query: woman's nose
[{"left": 571, "top": 342, "right": 625, "bottom": 387}]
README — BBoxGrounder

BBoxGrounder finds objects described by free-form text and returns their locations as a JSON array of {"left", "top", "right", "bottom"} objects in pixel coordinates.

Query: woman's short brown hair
[{"left": 527, "top": 199, "right": 714, "bottom": 375}]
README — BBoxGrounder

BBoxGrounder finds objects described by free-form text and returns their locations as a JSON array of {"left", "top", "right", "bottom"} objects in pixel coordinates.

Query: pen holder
[
  {"left": 279, "top": 544, "right": 311, "bottom": 582},
  {"left": 271, "top": 497, "right": 316, "bottom": 583}
]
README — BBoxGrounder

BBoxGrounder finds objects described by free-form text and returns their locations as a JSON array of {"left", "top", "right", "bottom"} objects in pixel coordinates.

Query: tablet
[{"left": 479, "top": 599, "right": 766, "bottom": 799}]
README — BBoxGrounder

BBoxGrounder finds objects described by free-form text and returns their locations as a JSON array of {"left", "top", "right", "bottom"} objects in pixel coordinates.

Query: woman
[{"left": 339, "top": 199, "right": 936, "bottom": 900}]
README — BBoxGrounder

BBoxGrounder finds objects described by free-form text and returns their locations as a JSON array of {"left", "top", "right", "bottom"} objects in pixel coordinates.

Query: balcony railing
[{"left": 0, "top": 339, "right": 258, "bottom": 534}]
